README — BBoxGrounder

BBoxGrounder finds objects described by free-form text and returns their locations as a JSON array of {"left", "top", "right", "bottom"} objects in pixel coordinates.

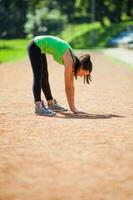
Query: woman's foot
[
  {"left": 35, "top": 101, "right": 56, "bottom": 116},
  {"left": 48, "top": 99, "right": 67, "bottom": 112}
]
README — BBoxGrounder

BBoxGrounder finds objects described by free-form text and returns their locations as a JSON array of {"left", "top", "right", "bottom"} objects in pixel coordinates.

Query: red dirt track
[{"left": 0, "top": 51, "right": 133, "bottom": 200}]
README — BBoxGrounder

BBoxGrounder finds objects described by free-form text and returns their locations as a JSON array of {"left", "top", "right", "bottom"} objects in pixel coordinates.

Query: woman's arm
[
  {"left": 64, "top": 64, "right": 75, "bottom": 112},
  {"left": 63, "top": 50, "right": 75, "bottom": 112},
  {"left": 63, "top": 50, "right": 87, "bottom": 114}
]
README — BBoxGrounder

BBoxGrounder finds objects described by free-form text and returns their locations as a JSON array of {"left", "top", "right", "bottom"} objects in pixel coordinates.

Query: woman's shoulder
[{"left": 63, "top": 49, "right": 75, "bottom": 67}]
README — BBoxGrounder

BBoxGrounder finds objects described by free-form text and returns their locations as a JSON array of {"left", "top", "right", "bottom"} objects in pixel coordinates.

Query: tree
[
  {"left": 25, "top": 6, "right": 67, "bottom": 38},
  {"left": 89, "top": 0, "right": 133, "bottom": 25},
  {"left": 0, "top": 0, "right": 27, "bottom": 38},
  {"left": 0, "top": 0, "right": 132, "bottom": 38}
]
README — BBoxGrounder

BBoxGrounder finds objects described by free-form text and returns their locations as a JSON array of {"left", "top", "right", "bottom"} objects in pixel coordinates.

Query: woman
[{"left": 27, "top": 35, "right": 93, "bottom": 116}]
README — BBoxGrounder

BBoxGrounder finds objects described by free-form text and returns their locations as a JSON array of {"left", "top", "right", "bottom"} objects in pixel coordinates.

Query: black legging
[{"left": 27, "top": 40, "right": 53, "bottom": 102}]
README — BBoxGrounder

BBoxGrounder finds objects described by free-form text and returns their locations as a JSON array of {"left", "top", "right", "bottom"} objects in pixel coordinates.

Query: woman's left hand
[{"left": 71, "top": 107, "right": 88, "bottom": 115}]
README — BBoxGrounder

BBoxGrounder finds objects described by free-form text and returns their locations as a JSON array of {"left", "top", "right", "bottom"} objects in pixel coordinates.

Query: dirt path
[
  {"left": 102, "top": 48, "right": 133, "bottom": 65},
  {"left": 0, "top": 51, "right": 133, "bottom": 200}
]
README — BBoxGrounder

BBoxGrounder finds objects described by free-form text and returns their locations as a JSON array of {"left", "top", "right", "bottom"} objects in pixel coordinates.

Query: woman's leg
[
  {"left": 41, "top": 54, "right": 67, "bottom": 112},
  {"left": 41, "top": 53, "right": 53, "bottom": 101},
  {"left": 27, "top": 41, "right": 56, "bottom": 116},
  {"left": 27, "top": 40, "right": 42, "bottom": 102}
]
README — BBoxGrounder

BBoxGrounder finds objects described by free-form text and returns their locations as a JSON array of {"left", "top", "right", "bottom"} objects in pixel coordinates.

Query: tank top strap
[{"left": 69, "top": 48, "right": 76, "bottom": 64}]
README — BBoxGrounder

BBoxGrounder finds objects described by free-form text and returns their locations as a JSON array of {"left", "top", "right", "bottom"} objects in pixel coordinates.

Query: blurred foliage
[
  {"left": 0, "top": 0, "right": 28, "bottom": 38},
  {"left": 0, "top": 0, "right": 132, "bottom": 39},
  {"left": 68, "top": 21, "right": 133, "bottom": 49},
  {"left": 25, "top": 7, "right": 67, "bottom": 38}
]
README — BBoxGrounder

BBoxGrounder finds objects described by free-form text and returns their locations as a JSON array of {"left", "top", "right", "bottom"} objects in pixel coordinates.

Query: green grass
[
  {"left": 60, "top": 21, "right": 133, "bottom": 49},
  {"left": 0, "top": 39, "right": 28, "bottom": 63},
  {"left": 0, "top": 20, "right": 133, "bottom": 63},
  {"left": 60, "top": 22, "right": 100, "bottom": 42}
]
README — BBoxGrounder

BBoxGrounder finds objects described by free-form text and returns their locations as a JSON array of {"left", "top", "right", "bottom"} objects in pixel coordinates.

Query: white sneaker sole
[{"left": 35, "top": 112, "right": 56, "bottom": 117}]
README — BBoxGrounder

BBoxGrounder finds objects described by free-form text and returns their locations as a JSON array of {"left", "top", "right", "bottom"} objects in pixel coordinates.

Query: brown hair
[{"left": 74, "top": 54, "right": 93, "bottom": 84}]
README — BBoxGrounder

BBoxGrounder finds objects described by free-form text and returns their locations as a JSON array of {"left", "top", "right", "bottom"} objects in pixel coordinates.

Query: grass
[
  {"left": 0, "top": 20, "right": 133, "bottom": 63},
  {"left": 60, "top": 21, "right": 133, "bottom": 49},
  {"left": 60, "top": 23, "right": 100, "bottom": 42},
  {"left": 0, "top": 39, "right": 28, "bottom": 63}
]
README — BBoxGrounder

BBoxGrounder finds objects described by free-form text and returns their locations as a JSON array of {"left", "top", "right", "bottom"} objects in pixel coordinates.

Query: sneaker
[
  {"left": 48, "top": 99, "right": 67, "bottom": 112},
  {"left": 35, "top": 101, "right": 56, "bottom": 116}
]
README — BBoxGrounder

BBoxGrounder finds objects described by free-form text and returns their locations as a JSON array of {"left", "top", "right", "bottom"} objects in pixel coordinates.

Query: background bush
[{"left": 25, "top": 7, "right": 67, "bottom": 38}]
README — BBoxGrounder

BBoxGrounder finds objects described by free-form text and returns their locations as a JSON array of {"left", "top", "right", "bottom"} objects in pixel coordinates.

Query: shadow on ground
[{"left": 55, "top": 112, "right": 125, "bottom": 119}]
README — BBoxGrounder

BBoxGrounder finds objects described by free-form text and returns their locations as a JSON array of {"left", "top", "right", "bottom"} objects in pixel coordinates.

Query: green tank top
[{"left": 34, "top": 35, "right": 75, "bottom": 65}]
